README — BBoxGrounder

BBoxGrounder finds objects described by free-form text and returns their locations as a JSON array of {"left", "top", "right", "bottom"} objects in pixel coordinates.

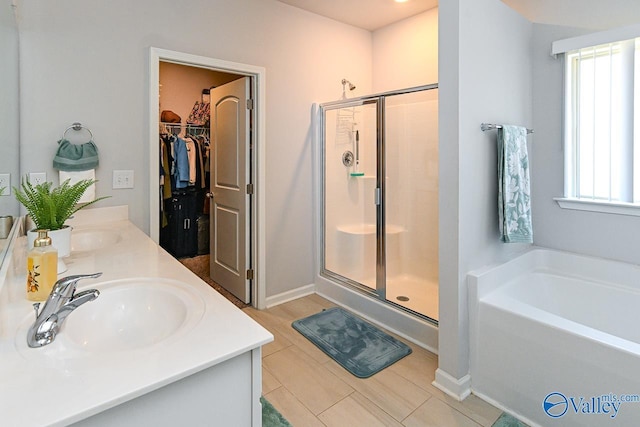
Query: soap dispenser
[{"left": 26, "top": 229, "right": 58, "bottom": 301}]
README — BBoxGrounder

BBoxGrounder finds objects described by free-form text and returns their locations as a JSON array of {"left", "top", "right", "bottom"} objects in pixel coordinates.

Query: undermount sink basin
[
  {"left": 71, "top": 229, "right": 122, "bottom": 252},
  {"left": 16, "top": 278, "right": 206, "bottom": 358}
]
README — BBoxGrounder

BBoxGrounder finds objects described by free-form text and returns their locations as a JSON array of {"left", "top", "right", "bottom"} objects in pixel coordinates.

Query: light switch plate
[
  {"left": 0, "top": 174, "right": 10, "bottom": 195},
  {"left": 112, "top": 170, "right": 134, "bottom": 189}
]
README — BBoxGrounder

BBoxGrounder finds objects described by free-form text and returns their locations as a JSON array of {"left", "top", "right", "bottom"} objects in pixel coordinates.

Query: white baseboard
[
  {"left": 433, "top": 369, "right": 471, "bottom": 401},
  {"left": 471, "top": 389, "right": 542, "bottom": 427},
  {"left": 265, "top": 284, "right": 316, "bottom": 308}
]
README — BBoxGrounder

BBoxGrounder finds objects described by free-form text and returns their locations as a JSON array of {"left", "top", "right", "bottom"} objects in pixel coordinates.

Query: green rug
[
  {"left": 491, "top": 412, "right": 529, "bottom": 427},
  {"left": 292, "top": 307, "right": 412, "bottom": 378},
  {"left": 261, "top": 397, "right": 292, "bottom": 427}
]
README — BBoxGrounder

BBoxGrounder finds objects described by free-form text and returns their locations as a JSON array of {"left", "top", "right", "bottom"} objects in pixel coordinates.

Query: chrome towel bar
[{"left": 481, "top": 123, "right": 534, "bottom": 134}]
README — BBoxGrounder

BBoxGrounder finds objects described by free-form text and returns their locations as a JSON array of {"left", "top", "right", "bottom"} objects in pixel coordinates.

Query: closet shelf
[
  {"left": 160, "top": 122, "right": 208, "bottom": 129},
  {"left": 160, "top": 122, "right": 209, "bottom": 136}
]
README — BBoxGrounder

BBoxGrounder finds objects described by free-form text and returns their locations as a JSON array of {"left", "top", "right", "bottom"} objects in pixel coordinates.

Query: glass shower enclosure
[{"left": 320, "top": 84, "right": 439, "bottom": 321}]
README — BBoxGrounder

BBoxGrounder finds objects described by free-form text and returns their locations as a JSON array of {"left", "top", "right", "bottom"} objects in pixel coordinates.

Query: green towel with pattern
[{"left": 497, "top": 125, "right": 533, "bottom": 243}]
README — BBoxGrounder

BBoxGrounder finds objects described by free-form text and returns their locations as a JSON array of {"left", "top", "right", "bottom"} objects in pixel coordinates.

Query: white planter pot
[{"left": 27, "top": 226, "right": 72, "bottom": 274}]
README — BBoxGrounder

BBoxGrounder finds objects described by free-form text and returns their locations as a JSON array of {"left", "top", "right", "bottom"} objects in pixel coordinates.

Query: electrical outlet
[
  {"left": 0, "top": 173, "right": 10, "bottom": 196},
  {"left": 112, "top": 170, "right": 134, "bottom": 189},
  {"left": 29, "top": 172, "right": 47, "bottom": 185}
]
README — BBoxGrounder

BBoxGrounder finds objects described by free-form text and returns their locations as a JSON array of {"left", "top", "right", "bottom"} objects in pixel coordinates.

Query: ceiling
[
  {"left": 277, "top": 0, "right": 640, "bottom": 32},
  {"left": 276, "top": 0, "right": 438, "bottom": 31},
  {"left": 502, "top": 0, "right": 640, "bottom": 30}
]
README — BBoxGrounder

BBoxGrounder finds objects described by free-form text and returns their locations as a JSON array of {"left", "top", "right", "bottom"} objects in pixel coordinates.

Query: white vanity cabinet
[{"left": 73, "top": 350, "right": 260, "bottom": 426}]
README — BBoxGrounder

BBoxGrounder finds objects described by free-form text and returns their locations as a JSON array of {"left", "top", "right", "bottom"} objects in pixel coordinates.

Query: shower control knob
[{"left": 342, "top": 151, "right": 354, "bottom": 167}]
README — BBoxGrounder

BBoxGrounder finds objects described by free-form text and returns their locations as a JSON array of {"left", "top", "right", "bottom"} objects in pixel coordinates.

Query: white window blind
[{"left": 562, "top": 38, "right": 640, "bottom": 204}]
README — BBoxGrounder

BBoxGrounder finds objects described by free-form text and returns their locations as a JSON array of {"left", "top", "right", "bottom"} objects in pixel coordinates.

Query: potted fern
[{"left": 14, "top": 178, "right": 109, "bottom": 272}]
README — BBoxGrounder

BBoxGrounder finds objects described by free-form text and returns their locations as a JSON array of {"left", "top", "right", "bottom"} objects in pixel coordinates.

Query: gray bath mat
[
  {"left": 491, "top": 412, "right": 529, "bottom": 427},
  {"left": 292, "top": 307, "right": 412, "bottom": 378},
  {"left": 261, "top": 396, "right": 292, "bottom": 427}
]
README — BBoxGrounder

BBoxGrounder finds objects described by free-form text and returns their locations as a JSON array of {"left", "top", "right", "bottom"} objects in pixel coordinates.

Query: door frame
[{"left": 148, "top": 47, "right": 266, "bottom": 309}]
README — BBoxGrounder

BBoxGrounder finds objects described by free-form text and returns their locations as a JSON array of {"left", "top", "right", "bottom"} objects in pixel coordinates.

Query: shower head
[{"left": 341, "top": 79, "right": 356, "bottom": 91}]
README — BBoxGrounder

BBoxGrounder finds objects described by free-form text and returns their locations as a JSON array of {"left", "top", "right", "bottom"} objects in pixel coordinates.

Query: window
[{"left": 563, "top": 39, "right": 640, "bottom": 205}]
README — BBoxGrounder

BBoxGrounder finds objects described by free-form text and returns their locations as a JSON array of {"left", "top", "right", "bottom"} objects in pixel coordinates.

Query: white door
[{"left": 209, "top": 77, "right": 252, "bottom": 303}]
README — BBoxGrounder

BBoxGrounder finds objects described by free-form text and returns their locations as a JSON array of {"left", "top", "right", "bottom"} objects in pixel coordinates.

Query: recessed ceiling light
[{"left": 395, "top": 0, "right": 409, "bottom": 3}]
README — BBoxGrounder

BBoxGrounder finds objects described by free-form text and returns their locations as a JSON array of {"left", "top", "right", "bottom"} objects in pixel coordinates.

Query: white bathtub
[{"left": 469, "top": 248, "right": 640, "bottom": 427}]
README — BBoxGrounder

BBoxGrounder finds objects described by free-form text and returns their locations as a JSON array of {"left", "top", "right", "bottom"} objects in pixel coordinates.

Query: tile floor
[{"left": 243, "top": 294, "right": 503, "bottom": 427}]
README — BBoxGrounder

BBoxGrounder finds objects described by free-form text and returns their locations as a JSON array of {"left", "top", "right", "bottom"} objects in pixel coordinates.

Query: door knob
[{"left": 205, "top": 192, "right": 214, "bottom": 199}]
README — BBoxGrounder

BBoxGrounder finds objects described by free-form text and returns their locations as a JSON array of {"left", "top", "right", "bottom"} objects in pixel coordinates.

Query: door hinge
[
  {"left": 246, "top": 99, "right": 254, "bottom": 110},
  {"left": 246, "top": 269, "right": 254, "bottom": 280},
  {"left": 246, "top": 183, "right": 254, "bottom": 195}
]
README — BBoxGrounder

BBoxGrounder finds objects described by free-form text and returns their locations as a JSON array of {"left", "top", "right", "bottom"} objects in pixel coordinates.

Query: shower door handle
[{"left": 374, "top": 188, "right": 381, "bottom": 205}]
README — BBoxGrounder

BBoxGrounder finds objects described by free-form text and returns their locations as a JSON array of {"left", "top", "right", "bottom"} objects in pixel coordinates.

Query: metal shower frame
[{"left": 319, "top": 83, "right": 439, "bottom": 321}]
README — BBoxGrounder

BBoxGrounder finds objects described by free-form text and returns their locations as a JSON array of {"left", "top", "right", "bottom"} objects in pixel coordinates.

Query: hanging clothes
[
  {"left": 159, "top": 142, "right": 167, "bottom": 228},
  {"left": 185, "top": 137, "right": 197, "bottom": 185},
  {"left": 187, "top": 135, "right": 206, "bottom": 189},
  {"left": 173, "top": 137, "right": 190, "bottom": 189},
  {"left": 160, "top": 138, "right": 172, "bottom": 199},
  {"left": 195, "top": 135, "right": 207, "bottom": 189}
]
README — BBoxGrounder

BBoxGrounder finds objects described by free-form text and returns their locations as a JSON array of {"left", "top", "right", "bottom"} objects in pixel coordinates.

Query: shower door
[
  {"left": 322, "top": 99, "right": 379, "bottom": 290},
  {"left": 383, "top": 88, "right": 439, "bottom": 320},
  {"left": 321, "top": 84, "right": 438, "bottom": 321}
]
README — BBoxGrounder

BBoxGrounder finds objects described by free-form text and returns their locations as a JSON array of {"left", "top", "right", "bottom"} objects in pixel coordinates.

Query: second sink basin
[{"left": 71, "top": 229, "right": 122, "bottom": 252}]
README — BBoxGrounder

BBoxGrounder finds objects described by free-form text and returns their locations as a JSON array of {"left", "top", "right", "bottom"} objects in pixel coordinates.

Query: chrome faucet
[{"left": 27, "top": 273, "right": 102, "bottom": 348}]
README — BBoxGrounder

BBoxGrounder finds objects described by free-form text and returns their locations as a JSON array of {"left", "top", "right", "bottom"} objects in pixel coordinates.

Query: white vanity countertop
[{"left": 0, "top": 206, "right": 273, "bottom": 426}]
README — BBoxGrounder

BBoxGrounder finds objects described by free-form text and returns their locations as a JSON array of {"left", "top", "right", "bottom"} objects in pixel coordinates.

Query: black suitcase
[
  {"left": 197, "top": 214, "right": 210, "bottom": 255},
  {"left": 161, "top": 190, "right": 198, "bottom": 258}
]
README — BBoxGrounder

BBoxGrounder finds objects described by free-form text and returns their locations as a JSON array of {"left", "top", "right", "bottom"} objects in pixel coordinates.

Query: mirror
[{"left": 0, "top": 0, "right": 21, "bottom": 264}]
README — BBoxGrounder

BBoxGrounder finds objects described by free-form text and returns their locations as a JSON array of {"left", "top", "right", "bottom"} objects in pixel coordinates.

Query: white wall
[
  {"left": 17, "top": 0, "right": 373, "bottom": 298},
  {"left": 438, "top": 0, "right": 533, "bottom": 387},
  {"left": 530, "top": 23, "right": 640, "bottom": 265},
  {"left": 0, "top": 0, "right": 19, "bottom": 216},
  {"left": 372, "top": 8, "right": 438, "bottom": 93}
]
